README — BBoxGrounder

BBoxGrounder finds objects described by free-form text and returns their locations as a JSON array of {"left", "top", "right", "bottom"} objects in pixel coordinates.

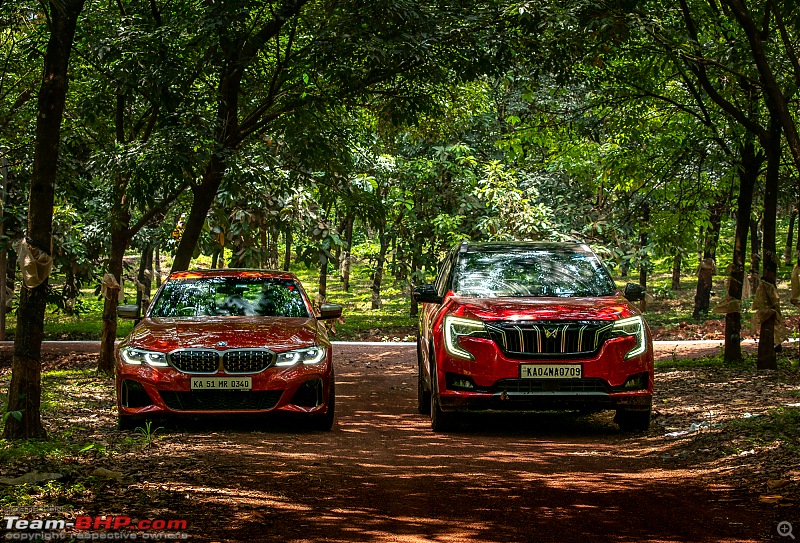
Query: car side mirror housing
[
  {"left": 319, "top": 303, "right": 343, "bottom": 320},
  {"left": 117, "top": 304, "right": 141, "bottom": 320},
  {"left": 623, "top": 283, "right": 646, "bottom": 302},
  {"left": 413, "top": 284, "right": 443, "bottom": 304}
]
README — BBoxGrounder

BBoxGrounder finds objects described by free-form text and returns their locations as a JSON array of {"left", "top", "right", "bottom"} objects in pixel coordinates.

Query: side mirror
[
  {"left": 413, "top": 284, "right": 443, "bottom": 304},
  {"left": 117, "top": 304, "right": 141, "bottom": 320},
  {"left": 319, "top": 303, "right": 343, "bottom": 320},
  {"left": 623, "top": 283, "right": 646, "bottom": 302}
]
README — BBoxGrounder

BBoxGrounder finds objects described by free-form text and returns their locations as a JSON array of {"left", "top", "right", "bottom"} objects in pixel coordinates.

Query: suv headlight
[
  {"left": 444, "top": 316, "right": 488, "bottom": 360},
  {"left": 275, "top": 346, "right": 327, "bottom": 366},
  {"left": 120, "top": 347, "right": 169, "bottom": 367},
  {"left": 611, "top": 316, "right": 647, "bottom": 360}
]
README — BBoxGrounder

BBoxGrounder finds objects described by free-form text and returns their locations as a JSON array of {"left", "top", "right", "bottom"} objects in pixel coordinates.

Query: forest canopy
[{"left": 2, "top": 0, "right": 800, "bottom": 437}]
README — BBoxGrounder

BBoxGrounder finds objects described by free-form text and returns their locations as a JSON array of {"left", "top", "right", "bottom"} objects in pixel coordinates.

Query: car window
[
  {"left": 149, "top": 277, "right": 311, "bottom": 318},
  {"left": 434, "top": 251, "right": 455, "bottom": 296},
  {"left": 453, "top": 250, "right": 616, "bottom": 298}
]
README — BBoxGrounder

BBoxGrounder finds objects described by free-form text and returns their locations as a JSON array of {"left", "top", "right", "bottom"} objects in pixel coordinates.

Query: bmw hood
[{"left": 123, "top": 316, "right": 320, "bottom": 353}]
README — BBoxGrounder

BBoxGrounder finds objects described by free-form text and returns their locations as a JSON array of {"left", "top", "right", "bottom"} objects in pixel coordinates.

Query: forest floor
[{"left": 1, "top": 342, "right": 798, "bottom": 542}]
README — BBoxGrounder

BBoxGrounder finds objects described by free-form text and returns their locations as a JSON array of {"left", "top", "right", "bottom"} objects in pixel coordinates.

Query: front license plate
[
  {"left": 520, "top": 364, "right": 582, "bottom": 379},
  {"left": 190, "top": 377, "right": 252, "bottom": 390}
]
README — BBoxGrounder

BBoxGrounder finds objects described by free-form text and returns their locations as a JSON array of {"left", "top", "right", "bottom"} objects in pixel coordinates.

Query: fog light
[
  {"left": 622, "top": 372, "right": 648, "bottom": 390},
  {"left": 447, "top": 374, "right": 475, "bottom": 391}
]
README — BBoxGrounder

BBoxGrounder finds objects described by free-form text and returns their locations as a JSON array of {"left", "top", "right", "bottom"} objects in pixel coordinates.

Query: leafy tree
[{"left": 3, "top": 0, "right": 86, "bottom": 439}]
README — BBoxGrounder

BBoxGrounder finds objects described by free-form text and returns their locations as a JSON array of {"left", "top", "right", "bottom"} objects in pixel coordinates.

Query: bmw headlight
[
  {"left": 444, "top": 316, "right": 488, "bottom": 360},
  {"left": 275, "top": 346, "right": 327, "bottom": 366},
  {"left": 611, "top": 316, "right": 647, "bottom": 360},
  {"left": 120, "top": 347, "right": 169, "bottom": 367}
]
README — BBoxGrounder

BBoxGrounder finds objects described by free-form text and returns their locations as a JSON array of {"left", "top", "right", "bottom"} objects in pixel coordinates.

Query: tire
[
  {"left": 430, "top": 358, "right": 455, "bottom": 432},
  {"left": 614, "top": 407, "right": 651, "bottom": 432},
  {"left": 117, "top": 413, "right": 140, "bottom": 431},
  {"left": 417, "top": 335, "right": 431, "bottom": 415},
  {"left": 310, "top": 371, "right": 336, "bottom": 431}
]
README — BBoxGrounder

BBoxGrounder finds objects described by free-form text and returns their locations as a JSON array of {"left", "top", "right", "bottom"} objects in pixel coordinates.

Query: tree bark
[
  {"left": 671, "top": 251, "right": 681, "bottom": 291},
  {"left": 724, "top": 140, "right": 761, "bottom": 362},
  {"left": 283, "top": 226, "right": 292, "bottom": 271},
  {"left": 4, "top": 0, "right": 85, "bottom": 440},
  {"left": 757, "top": 115, "right": 781, "bottom": 371},
  {"left": 371, "top": 228, "right": 389, "bottom": 310},
  {"left": 692, "top": 201, "right": 724, "bottom": 319},
  {"left": 98, "top": 217, "right": 129, "bottom": 374},
  {"left": 638, "top": 202, "right": 650, "bottom": 312},
  {"left": 409, "top": 249, "right": 422, "bottom": 318},
  {"left": 318, "top": 246, "right": 328, "bottom": 304},
  {"left": 341, "top": 214, "right": 354, "bottom": 291},
  {"left": 136, "top": 244, "right": 154, "bottom": 309},
  {"left": 783, "top": 206, "right": 797, "bottom": 266}
]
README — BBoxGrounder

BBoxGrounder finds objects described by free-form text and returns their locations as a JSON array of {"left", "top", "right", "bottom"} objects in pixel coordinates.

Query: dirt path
[
  {"left": 1, "top": 342, "right": 794, "bottom": 542},
  {"left": 94, "top": 343, "right": 784, "bottom": 543}
]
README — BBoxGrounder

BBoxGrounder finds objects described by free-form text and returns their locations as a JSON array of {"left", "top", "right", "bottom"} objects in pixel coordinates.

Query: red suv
[
  {"left": 414, "top": 242, "right": 653, "bottom": 432},
  {"left": 115, "top": 269, "right": 341, "bottom": 430}
]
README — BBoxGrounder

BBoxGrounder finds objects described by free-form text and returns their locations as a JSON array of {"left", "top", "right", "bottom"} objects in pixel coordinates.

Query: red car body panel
[{"left": 115, "top": 270, "right": 336, "bottom": 423}]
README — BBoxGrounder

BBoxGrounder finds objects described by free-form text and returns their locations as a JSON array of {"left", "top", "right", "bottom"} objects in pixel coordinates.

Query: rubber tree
[{"left": 3, "top": 0, "right": 86, "bottom": 439}]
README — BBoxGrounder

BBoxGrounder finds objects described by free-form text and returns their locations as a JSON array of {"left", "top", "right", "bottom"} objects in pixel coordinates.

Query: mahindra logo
[{"left": 544, "top": 327, "right": 559, "bottom": 339}]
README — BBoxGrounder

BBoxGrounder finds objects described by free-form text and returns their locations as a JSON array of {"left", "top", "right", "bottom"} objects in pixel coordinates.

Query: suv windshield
[
  {"left": 453, "top": 249, "right": 616, "bottom": 298},
  {"left": 150, "top": 277, "right": 310, "bottom": 318}
]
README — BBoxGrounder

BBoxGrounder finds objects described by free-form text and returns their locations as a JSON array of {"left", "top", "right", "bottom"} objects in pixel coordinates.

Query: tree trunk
[
  {"left": 783, "top": 206, "right": 797, "bottom": 266},
  {"left": 341, "top": 214, "right": 354, "bottom": 291},
  {"left": 283, "top": 226, "right": 292, "bottom": 271},
  {"left": 4, "top": 0, "right": 85, "bottom": 440},
  {"left": 692, "top": 201, "right": 724, "bottom": 319},
  {"left": 638, "top": 202, "right": 650, "bottom": 312},
  {"left": 757, "top": 116, "right": 781, "bottom": 371},
  {"left": 0, "top": 156, "right": 8, "bottom": 340},
  {"left": 318, "top": 246, "right": 328, "bottom": 304},
  {"left": 371, "top": 228, "right": 389, "bottom": 309},
  {"left": 409, "top": 249, "right": 421, "bottom": 317},
  {"left": 154, "top": 245, "right": 162, "bottom": 288},
  {"left": 724, "top": 140, "right": 761, "bottom": 362},
  {"left": 172, "top": 160, "right": 224, "bottom": 271},
  {"left": 136, "top": 244, "right": 154, "bottom": 310},
  {"left": 671, "top": 251, "right": 681, "bottom": 291},
  {"left": 97, "top": 220, "right": 129, "bottom": 374},
  {"left": 749, "top": 217, "right": 762, "bottom": 293}
]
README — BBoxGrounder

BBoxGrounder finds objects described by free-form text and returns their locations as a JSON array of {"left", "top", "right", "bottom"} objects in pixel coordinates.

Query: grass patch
[
  {"left": 723, "top": 406, "right": 800, "bottom": 453},
  {"left": 655, "top": 352, "right": 800, "bottom": 371}
]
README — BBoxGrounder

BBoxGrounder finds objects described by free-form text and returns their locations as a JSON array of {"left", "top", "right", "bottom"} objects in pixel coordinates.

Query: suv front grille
[
  {"left": 486, "top": 321, "right": 613, "bottom": 359},
  {"left": 168, "top": 349, "right": 275, "bottom": 374}
]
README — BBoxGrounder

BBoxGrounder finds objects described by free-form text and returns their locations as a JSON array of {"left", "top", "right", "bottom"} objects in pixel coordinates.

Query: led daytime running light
[
  {"left": 612, "top": 316, "right": 646, "bottom": 360},
  {"left": 275, "top": 346, "right": 327, "bottom": 366},
  {"left": 120, "top": 347, "right": 169, "bottom": 367},
  {"left": 444, "top": 316, "right": 486, "bottom": 360}
]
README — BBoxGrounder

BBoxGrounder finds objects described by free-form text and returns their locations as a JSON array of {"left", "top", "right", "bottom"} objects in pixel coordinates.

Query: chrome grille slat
[
  {"left": 169, "top": 350, "right": 220, "bottom": 373},
  {"left": 486, "top": 321, "right": 613, "bottom": 358}
]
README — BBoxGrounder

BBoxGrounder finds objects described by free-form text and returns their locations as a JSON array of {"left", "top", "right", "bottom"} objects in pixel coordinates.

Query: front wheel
[
  {"left": 417, "top": 339, "right": 431, "bottom": 415},
  {"left": 309, "top": 373, "right": 336, "bottom": 431},
  {"left": 430, "top": 361, "right": 455, "bottom": 432},
  {"left": 614, "top": 407, "right": 651, "bottom": 432}
]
